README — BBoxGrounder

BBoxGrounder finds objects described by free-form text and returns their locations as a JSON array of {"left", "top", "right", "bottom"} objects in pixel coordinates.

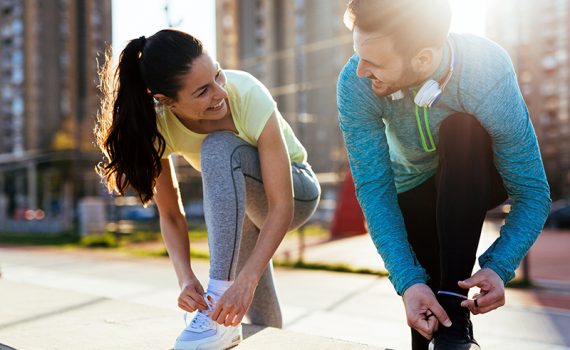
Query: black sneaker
[{"left": 430, "top": 293, "right": 480, "bottom": 350}]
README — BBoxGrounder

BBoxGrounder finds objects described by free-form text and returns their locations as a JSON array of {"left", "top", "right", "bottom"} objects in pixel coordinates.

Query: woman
[{"left": 96, "top": 29, "right": 320, "bottom": 350}]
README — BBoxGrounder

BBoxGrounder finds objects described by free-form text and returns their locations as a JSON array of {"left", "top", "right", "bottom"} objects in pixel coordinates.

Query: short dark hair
[{"left": 344, "top": 0, "right": 451, "bottom": 57}]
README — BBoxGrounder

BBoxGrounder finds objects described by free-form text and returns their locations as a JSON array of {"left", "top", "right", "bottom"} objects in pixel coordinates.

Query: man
[{"left": 336, "top": 1, "right": 551, "bottom": 349}]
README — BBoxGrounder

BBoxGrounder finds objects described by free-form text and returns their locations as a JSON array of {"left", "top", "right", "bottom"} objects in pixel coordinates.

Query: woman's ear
[{"left": 154, "top": 93, "right": 175, "bottom": 108}]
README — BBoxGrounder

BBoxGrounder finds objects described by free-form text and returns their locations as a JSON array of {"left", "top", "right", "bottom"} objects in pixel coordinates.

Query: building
[
  {"left": 0, "top": 0, "right": 112, "bottom": 231},
  {"left": 216, "top": 0, "right": 354, "bottom": 174},
  {"left": 486, "top": 0, "right": 570, "bottom": 198}
]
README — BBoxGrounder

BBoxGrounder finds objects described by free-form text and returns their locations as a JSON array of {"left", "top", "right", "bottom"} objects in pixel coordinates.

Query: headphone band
[{"left": 438, "top": 37, "right": 455, "bottom": 92}]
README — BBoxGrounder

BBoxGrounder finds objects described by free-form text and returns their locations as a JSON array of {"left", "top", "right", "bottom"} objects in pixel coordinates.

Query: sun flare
[{"left": 449, "top": 0, "right": 487, "bottom": 36}]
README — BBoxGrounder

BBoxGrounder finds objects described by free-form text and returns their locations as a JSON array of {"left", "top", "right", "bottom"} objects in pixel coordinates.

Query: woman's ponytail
[
  {"left": 96, "top": 36, "right": 165, "bottom": 205},
  {"left": 96, "top": 29, "right": 203, "bottom": 204}
]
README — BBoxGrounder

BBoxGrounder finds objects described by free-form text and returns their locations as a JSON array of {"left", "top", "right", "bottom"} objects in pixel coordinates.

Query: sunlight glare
[{"left": 449, "top": 0, "right": 487, "bottom": 36}]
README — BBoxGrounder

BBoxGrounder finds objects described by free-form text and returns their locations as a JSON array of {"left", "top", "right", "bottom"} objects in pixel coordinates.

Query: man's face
[{"left": 353, "top": 29, "right": 420, "bottom": 97}]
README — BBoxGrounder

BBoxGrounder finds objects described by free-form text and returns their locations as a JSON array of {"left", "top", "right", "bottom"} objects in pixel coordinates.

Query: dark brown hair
[
  {"left": 96, "top": 29, "right": 204, "bottom": 204},
  {"left": 344, "top": 0, "right": 451, "bottom": 57}
]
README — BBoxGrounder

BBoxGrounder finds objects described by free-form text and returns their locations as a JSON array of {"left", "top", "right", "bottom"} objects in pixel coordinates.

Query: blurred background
[{"left": 0, "top": 0, "right": 568, "bottom": 236}]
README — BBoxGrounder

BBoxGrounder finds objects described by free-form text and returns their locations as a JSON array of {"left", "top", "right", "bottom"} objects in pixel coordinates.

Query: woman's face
[{"left": 167, "top": 53, "right": 229, "bottom": 122}]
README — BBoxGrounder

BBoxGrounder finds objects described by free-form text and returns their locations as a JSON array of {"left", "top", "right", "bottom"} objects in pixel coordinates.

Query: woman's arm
[
  {"left": 210, "top": 113, "right": 294, "bottom": 325},
  {"left": 240, "top": 113, "right": 294, "bottom": 281},
  {"left": 154, "top": 158, "right": 207, "bottom": 311}
]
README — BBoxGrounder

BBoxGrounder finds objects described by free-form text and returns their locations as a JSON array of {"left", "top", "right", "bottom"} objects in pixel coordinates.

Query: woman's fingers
[
  {"left": 179, "top": 284, "right": 208, "bottom": 311},
  {"left": 232, "top": 309, "right": 247, "bottom": 327},
  {"left": 225, "top": 307, "right": 242, "bottom": 327},
  {"left": 212, "top": 303, "right": 234, "bottom": 324}
]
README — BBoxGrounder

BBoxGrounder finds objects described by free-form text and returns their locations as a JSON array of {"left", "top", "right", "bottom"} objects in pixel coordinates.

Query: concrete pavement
[
  {"left": 1, "top": 233, "right": 570, "bottom": 350},
  {"left": 0, "top": 247, "right": 383, "bottom": 350}
]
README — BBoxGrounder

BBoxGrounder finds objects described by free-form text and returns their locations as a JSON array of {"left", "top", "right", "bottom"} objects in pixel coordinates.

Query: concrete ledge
[{"left": 241, "top": 325, "right": 384, "bottom": 349}]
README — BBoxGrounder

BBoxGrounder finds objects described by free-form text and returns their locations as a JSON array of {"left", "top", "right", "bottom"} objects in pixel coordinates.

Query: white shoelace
[
  {"left": 185, "top": 293, "right": 217, "bottom": 331},
  {"left": 188, "top": 310, "right": 213, "bottom": 331}
]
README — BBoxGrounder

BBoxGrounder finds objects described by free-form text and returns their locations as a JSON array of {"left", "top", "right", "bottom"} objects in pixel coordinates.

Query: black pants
[{"left": 398, "top": 114, "right": 508, "bottom": 349}]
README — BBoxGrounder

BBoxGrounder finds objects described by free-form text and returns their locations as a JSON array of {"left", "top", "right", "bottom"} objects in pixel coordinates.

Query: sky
[
  {"left": 112, "top": 0, "right": 216, "bottom": 59},
  {"left": 112, "top": 0, "right": 487, "bottom": 60}
]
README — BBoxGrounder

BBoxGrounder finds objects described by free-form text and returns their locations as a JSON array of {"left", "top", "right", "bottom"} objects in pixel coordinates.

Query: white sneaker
[{"left": 174, "top": 293, "right": 243, "bottom": 350}]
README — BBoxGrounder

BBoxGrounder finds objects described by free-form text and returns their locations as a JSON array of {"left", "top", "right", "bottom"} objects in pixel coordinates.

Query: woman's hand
[
  {"left": 210, "top": 275, "right": 257, "bottom": 326},
  {"left": 178, "top": 276, "right": 208, "bottom": 313}
]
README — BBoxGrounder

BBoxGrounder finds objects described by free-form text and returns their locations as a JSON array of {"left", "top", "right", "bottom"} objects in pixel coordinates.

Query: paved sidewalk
[
  {"left": 0, "top": 248, "right": 383, "bottom": 350},
  {"left": 1, "top": 237, "right": 569, "bottom": 350}
]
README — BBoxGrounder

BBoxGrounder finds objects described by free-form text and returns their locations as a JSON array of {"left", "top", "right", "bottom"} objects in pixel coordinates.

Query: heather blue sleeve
[
  {"left": 465, "top": 72, "right": 551, "bottom": 283},
  {"left": 337, "top": 55, "right": 428, "bottom": 295}
]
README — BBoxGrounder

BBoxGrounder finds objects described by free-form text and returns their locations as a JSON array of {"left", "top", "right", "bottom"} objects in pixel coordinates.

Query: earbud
[{"left": 390, "top": 90, "right": 405, "bottom": 101}]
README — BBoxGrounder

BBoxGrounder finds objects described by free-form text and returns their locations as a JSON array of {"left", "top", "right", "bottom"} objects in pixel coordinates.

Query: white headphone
[{"left": 390, "top": 38, "right": 455, "bottom": 108}]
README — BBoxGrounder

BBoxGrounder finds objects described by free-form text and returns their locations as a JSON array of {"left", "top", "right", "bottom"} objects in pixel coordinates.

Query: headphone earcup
[{"left": 414, "top": 80, "right": 442, "bottom": 107}]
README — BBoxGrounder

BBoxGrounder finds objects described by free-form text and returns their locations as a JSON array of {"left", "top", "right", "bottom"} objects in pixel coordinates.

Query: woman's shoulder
[{"left": 225, "top": 70, "right": 268, "bottom": 91}]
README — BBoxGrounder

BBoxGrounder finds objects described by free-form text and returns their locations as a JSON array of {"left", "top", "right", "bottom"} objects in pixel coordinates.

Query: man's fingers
[
  {"left": 461, "top": 299, "right": 480, "bottom": 315},
  {"left": 413, "top": 320, "right": 433, "bottom": 340},
  {"left": 474, "top": 299, "right": 504, "bottom": 314},
  {"left": 409, "top": 313, "right": 438, "bottom": 340},
  {"left": 429, "top": 302, "right": 452, "bottom": 327},
  {"left": 458, "top": 276, "right": 483, "bottom": 290},
  {"left": 432, "top": 316, "right": 439, "bottom": 333},
  {"left": 461, "top": 291, "right": 504, "bottom": 315},
  {"left": 472, "top": 289, "right": 503, "bottom": 308},
  {"left": 426, "top": 313, "right": 439, "bottom": 334}
]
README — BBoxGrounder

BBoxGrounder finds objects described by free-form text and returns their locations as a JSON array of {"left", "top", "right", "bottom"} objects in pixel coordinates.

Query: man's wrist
[
  {"left": 402, "top": 282, "right": 429, "bottom": 299},
  {"left": 480, "top": 262, "right": 510, "bottom": 285},
  {"left": 397, "top": 277, "right": 428, "bottom": 296}
]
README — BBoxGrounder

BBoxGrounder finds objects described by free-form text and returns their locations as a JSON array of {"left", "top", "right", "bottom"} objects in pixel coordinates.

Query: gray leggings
[{"left": 200, "top": 132, "right": 320, "bottom": 327}]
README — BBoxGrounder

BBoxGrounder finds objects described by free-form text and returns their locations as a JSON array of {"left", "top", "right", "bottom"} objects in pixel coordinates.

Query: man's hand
[
  {"left": 458, "top": 268, "right": 505, "bottom": 315},
  {"left": 403, "top": 283, "right": 452, "bottom": 340}
]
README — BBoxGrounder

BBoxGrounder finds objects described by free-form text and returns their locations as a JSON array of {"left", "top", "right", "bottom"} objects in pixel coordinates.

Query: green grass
[
  {"left": 128, "top": 247, "right": 169, "bottom": 258},
  {"left": 288, "top": 225, "right": 330, "bottom": 237},
  {"left": 273, "top": 259, "right": 387, "bottom": 276},
  {"left": 79, "top": 233, "right": 119, "bottom": 248},
  {"left": 0, "top": 226, "right": 208, "bottom": 247},
  {"left": 188, "top": 227, "right": 209, "bottom": 240},
  {"left": 0, "top": 232, "right": 80, "bottom": 246},
  {"left": 183, "top": 246, "right": 387, "bottom": 277}
]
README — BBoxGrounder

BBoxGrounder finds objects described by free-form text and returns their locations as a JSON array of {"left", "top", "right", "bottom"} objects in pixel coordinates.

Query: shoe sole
[
  {"left": 174, "top": 327, "right": 242, "bottom": 350},
  {"left": 429, "top": 340, "right": 481, "bottom": 350}
]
